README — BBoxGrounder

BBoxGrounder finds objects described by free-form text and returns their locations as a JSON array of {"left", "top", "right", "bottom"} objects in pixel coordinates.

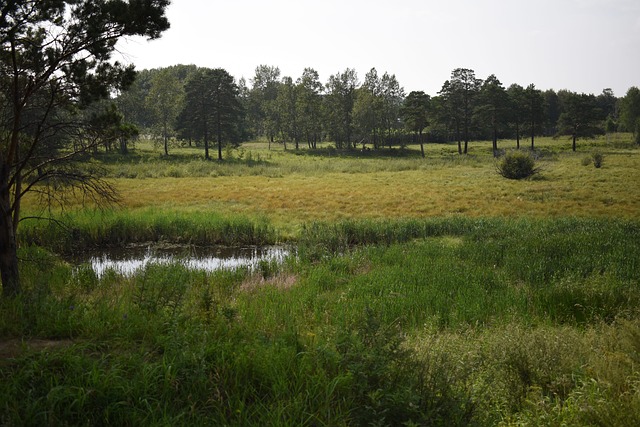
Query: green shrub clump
[
  {"left": 496, "top": 150, "right": 540, "bottom": 180},
  {"left": 592, "top": 151, "right": 605, "bottom": 168}
]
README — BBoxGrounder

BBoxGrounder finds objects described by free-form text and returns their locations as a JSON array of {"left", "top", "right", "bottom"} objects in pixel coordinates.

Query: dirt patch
[
  {"left": 240, "top": 272, "right": 298, "bottom": 292},
  {"left": 0, "top": 338, "right": 73, "bottom": 360}
]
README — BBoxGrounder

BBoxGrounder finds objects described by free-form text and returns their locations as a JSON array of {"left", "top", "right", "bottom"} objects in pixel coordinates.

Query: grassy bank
[
  {"left": 2, "top": 217, "right": 640, "bottom": 425},
  {"left": 19, "top": 209, "right": 276, "bottom": 254}
]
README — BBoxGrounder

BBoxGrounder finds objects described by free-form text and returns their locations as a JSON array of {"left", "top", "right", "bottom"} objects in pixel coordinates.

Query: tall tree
[
  {"left": 146, "top": 68, "right": 184, "bottom": 155},
  {"left": 0, "top": 0, "right": 169, "bottom": 296},
  {"left": 325, "top": 69, "right": 358, "bottom": 149},
  {"left": 380, "top": 72, "right": 405, "bottom": 149},
  {"left": 476, "top": 75, "right": 508, "bottom": 156},
  {"left": 507, "top": 84, "right": 526, "bottom": 149},
  {"left": 438, "top": 68, "right": 481, "bottom": 154},
  {"left": 249, "top": 65, "right": 281, "bottom": 147},
  {"left": 180, "top": 68, "right": 242, "bottom": 160},
  {"left": 400, "top": 91, "right": 431, "bottom": 157},
  {"left": 275, "top": 76, "right": 300, "bottom": 150},
  {"left": 543, "top": 89, "right": 560, "bottom": 136},
  {"left": 619, "top": 86, "right": 640, "bottom": 144},
  {"left": 296, "top": 68, "right": 323, "bottom": 149},
  {"left": 596, "top": 88, "right": 617, "bottom": 122},
  {"left": 354, "top": 68, "right": 384, "bottom": 149},
  {"left": 523, "top": 84, "right": 545, "bottom": 149},
  {"left": 556, "top": 92, "right": 604, "bottom": 151}
]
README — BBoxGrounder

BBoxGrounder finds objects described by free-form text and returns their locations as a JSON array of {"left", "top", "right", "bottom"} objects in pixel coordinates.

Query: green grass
[
  {"left": 3, "top": 135, "right": 640, "bottom": 425},
  {"left": 19, "top": 208, "right": 276, "bottom": 254},
  {"left": 2, "top": 217, "right": 640, "bottom": 425}
]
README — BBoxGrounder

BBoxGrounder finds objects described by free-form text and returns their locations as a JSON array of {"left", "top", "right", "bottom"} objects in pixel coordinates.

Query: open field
[
  {"left": 4, "top": 135, "right": 640, "bottom": 425},
  {"left": 21, "top": 135, "right": 640, "bottom": 235}
]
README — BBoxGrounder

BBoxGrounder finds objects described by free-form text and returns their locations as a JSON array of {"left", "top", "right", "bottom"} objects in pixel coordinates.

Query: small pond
[{"left": 73, "top": 244, "right": 292, "bottom": 277}]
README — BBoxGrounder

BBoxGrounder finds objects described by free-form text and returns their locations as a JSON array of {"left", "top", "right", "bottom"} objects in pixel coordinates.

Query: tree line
[{"left": 117, "top": 64, "right": 640, "bottom": 158}]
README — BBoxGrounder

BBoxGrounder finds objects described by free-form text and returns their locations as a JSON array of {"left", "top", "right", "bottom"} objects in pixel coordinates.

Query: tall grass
[
  {"left": 19, "top": 208, "right": 276, "bottom": 254},
  {"left": 3, "top": 218, "right": 638, "bottom": 425}
]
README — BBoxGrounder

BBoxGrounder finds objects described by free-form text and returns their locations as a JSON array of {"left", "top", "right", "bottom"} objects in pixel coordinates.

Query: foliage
[
  {"left": 179, "top": 68, "right": 243, "bottom": 160},
  {"left": 592, "top": 150, "right": 605, "bottom": 168},
  {"left": 523, "top": 83, "right": 546, "bottom": 149},
  {"left": 475, "top": 74, "right": 509, "bottom": 155},
  {"left": 2, "top": 218, "right": 640, "bottom": 425},
  {"left": 556, "top": 91, "right": 605, "bottom": 151},
  {"left": 437, "top": 68, "right": 482, "bottom": 154},
  {"left": 400, "top": 91, "right": 431, "bottom": 157},
  {"left": 619, "top": 87, "right": 640, "bottom": 140},
  {"left": 324, "top": 68, "right": 359, "bottom": 149},
  {"left": 496, "top": 150, "right": 540, "bottom": 179},
  {"left": 0, "top": 0, "right": 170, "bottom": 296},
  {"left": 146, "top": 68, "right": 185, "bottom": 155}
]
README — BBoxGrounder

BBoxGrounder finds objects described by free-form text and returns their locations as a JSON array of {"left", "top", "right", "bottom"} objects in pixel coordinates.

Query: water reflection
[{"left": 80, "top": 245, "right": 291, "bottom": 277}]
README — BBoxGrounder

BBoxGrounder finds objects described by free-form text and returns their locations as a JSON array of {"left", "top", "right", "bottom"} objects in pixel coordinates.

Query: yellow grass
[
  {"left": 22, "top": 136, "right": 639, "bottom": 234},
  {"left": 110, "top": 138, "right": 640, "bottom": 232}
]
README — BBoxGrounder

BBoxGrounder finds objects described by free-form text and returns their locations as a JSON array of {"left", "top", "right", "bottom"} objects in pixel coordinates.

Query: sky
[{"left": 115, "top": 0, "right": 640, "bottom": 97}]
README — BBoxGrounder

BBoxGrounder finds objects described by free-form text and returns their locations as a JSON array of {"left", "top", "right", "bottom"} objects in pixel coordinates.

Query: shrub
[
  {"left": 496, "top": 150, "right": 540, "bottom": 180},
  {"left": 592, "top": 151, "right": 605, "bottom": 168}
]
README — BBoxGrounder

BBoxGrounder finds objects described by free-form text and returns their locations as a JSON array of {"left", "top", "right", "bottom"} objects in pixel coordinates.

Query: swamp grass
[
  {"left": 19, "top": 208, "right": 276, "bottom": 254},
  {"left": 2, "top": 217, "right": 640, "bottom": 425}
]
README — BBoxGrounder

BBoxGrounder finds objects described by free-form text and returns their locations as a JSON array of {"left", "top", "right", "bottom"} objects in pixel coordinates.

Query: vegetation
[
  {"left": 2, "top": 4, "right": 640, "bottom": 425},
  {"left": 2, "top": 213, "right": 640, "bottom": 425},
  {"left": 496, "top": 150, "right": 540, "bottom": 180},
  {"left": 0, "top": 0, "right": 170, "bottom": 296},
  {"left": 0, "top": 136, "right": 637, "bottom": 424}
]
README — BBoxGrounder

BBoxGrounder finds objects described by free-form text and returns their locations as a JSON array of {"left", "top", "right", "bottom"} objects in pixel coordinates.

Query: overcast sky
[{"left": 116, "top": 0, "right": 640, "bottom": 97}]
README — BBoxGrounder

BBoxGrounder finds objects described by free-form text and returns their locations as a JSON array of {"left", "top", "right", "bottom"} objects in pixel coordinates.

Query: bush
[
  {"left": 592, "top": 151, "right": 605, "bottom": 168},
  {"left": 496, "top": 150, "right": 540, "bottom": 180}
]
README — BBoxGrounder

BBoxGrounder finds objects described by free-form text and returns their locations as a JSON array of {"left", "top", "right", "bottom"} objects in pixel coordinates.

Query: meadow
[{"left": 2, "top": 135, "right": 640, "bottom": 425}]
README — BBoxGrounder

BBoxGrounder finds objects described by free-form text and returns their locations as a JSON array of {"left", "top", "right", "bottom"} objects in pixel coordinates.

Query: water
[{"left": 76, "top": 244, "right": 291, "bottom": 277}]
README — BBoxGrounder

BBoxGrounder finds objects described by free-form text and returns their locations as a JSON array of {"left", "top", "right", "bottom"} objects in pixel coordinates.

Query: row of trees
[{"left": 118, "top": 65, "right": 640, "bottom": 158}]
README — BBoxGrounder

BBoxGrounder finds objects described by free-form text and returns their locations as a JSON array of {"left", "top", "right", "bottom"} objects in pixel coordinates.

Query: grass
[
  {"left": 21, "top": 135, "right": 639, "bottom": 239},
  {"left": 3, "top": 134, "right": 640, "bottom": 425}
]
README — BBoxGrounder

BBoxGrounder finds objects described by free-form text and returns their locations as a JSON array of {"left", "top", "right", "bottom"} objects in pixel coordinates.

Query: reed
[{"left": 19, "top": 208, "right": 276, "bottom": 254}]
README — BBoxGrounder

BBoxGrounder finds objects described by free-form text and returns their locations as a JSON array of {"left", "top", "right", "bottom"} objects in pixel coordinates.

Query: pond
[{"left": 74, "top": 244, "right": 292, "bottom": 277}]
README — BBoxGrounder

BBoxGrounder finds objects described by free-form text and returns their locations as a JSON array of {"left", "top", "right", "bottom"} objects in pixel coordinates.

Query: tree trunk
[
  {"left": 530, "top": 120, "right": 535, "bottom": 150},
  {"left": 0, "top": 188, "right": 20, "bottom": 297},
  {"left": 419, "top": 130, "right": 425, "bottom": 158},
  {"left": 163, "top": 122, "right": 169, "bottom": 156}
]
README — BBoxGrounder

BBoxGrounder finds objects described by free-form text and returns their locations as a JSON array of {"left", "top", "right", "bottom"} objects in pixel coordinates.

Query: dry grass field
[{"left": 104, "top": 136, "right": 639, "bottom": 232}]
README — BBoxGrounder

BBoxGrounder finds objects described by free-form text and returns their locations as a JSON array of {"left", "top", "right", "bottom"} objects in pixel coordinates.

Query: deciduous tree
[
  {"left": 400, "top": 91, "right": 430, "bottom": 157},
  {"left": 325, "top": 69, "right": 358, "bottom": 149},
  {"left": 557, "top": 92, "right": 604, "bottom": 151},
  {"left": 146, "top": 68, "right": 184, "bottom": 155},
  {"left": 619, "top": 86, "right": 640, "bottom": 144},
  {"left": 296, "top": 68, "right": 323, "bottom": 149}
]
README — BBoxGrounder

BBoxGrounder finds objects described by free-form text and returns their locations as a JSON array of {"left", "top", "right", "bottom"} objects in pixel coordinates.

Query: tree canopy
[{"left": 0, "top": 0, "right": 170, "bottom": 296}]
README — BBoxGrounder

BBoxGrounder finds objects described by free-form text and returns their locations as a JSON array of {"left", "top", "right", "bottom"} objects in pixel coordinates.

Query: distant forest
[{"left": 113, "top": 64, "right": 640, "bottom": 158}]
